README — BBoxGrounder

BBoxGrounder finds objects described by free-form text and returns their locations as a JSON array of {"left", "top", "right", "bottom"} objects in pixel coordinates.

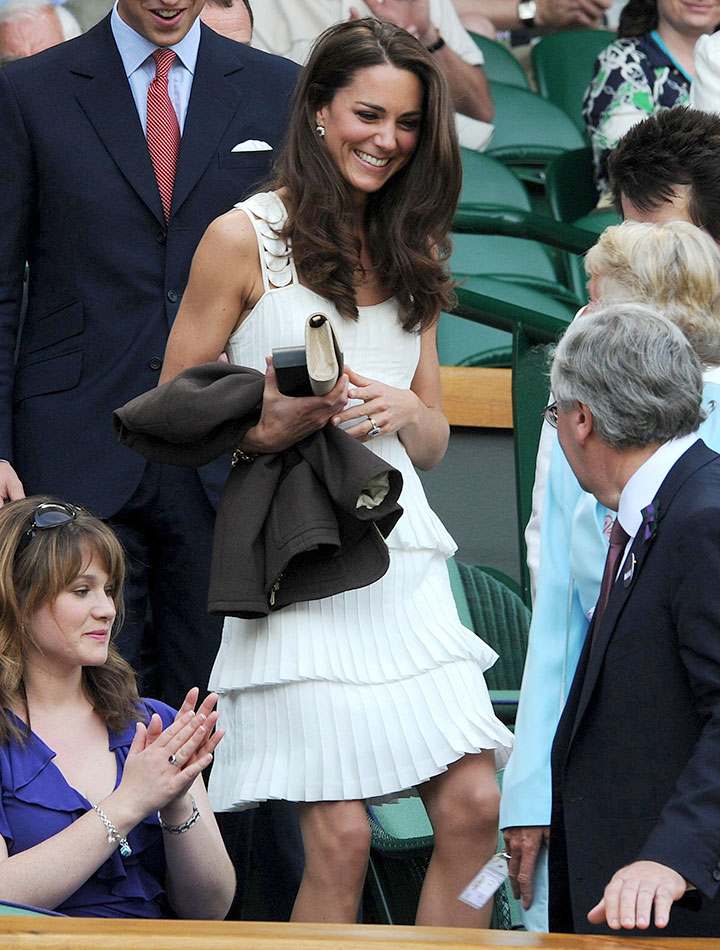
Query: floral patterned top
[{"left": 583, "top": 31, "right": 691, "bottom": 196}]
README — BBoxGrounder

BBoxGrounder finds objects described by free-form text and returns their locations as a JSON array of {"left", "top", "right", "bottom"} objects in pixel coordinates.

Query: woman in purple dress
[{"left": 0, "top": 496, "right": 235, "bottom": 917}]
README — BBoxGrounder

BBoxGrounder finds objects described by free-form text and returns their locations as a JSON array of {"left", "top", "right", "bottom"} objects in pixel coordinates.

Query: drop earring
[{"left": 316, "top": 125, "right": 326, "bottom": 137}]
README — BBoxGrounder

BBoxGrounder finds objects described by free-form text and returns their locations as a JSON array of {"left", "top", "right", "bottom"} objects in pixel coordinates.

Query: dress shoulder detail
[{"left": 234, "top": 192, "right": 295, "bottom": 289}]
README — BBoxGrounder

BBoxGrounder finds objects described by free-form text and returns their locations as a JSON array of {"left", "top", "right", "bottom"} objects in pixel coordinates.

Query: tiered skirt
[{"left": 208, "top": 489, "right": 514, "bottom": 811}]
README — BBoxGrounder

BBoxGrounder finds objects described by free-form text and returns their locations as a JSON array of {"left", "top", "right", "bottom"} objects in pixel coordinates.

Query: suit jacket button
[
  {"left": 149, "top": 357, "right": 162, "bottom": 371},
  {"left": 714, "top": 869, "right": 720, "bottom": 882},
  {"left": 157, "top": 232, "right": 167, "bottom": 245},
  {"left": 167, "top": 290, "right": 178, "bottom": 302}
]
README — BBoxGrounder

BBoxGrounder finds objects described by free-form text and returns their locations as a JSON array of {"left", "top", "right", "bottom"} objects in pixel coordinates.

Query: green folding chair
[
  {"left": 469, "top": 32, "right": 529, "bottom": 88},
  {"left": 485, "top": 81, "right": 586, "bottom": 186},
  {"left": 452, "top": 233, "right": 583, "bottom": 305},
  {"left": 531, "top": 29, "right": 615, "bottom": 137},
  {"left": 459, "top": 148, "right": 532, "bottom": 211}
]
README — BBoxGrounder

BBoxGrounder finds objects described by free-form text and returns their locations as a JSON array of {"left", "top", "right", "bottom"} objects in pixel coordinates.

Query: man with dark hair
[
  {"left": 549, "top": 303, "right": 720, "bottom": 936},
  {"left": 608, "top": 107, "right": 720, "bottom": 244}
]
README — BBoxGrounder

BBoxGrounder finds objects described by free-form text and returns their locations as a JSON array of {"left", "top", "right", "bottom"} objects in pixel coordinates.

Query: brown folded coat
[{"left": 113, "top": 363, "right": 403, "bottom": 618}]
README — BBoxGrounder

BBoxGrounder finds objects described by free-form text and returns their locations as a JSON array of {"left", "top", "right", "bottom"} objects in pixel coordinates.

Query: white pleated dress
[{"left": 207, "top": 192, "right": 514, "bottom": 812}]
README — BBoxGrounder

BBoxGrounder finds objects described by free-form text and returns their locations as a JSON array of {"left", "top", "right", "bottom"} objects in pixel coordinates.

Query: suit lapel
[
  {"left": 170, "top": 26, "right": 245, "bottom": 217},
  {"left": 566, "top": 440, "right": 718, "bottom": 753},
  {"left": 72, "top": 17, "right": 165, "bottom": 224}
]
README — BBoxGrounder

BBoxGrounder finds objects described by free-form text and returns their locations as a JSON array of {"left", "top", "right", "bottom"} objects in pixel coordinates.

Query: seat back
[
  {"left": 438, "top": 276, "right": 575, "bottom": 370},
  {"left": 451, "top": 232, "right": 557, "bottom": 281},
  {"left": 545, "top": 147, "right": 598, "bottom": 222},
  {"left": 455, "top": 562, "right": 530, "bottom": 692},
  {"left": 0, "top": 900, "right": 64, "bottom": 916},
  {"left": 469, "top": 32, "right": 529, "bottom": 88},
  {"left": 531, "top": 29, "right": 615, "bottom": 136},
  {"left": 459, "top": 148, "right": 532, "bottom": 211},
  {"left": 485, "top": 81, "right": 586, "bottom": 165}
]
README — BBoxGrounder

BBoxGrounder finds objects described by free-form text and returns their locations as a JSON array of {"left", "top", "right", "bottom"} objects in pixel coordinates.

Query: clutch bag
[
  {"left": 273, "top": 313, "right": 343, "bottom": 397},
  {"left": 305, "top": 312, "right": 343, "bottom": 396}
]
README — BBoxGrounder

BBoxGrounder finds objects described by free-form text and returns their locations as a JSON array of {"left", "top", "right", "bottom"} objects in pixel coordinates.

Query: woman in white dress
[{"left": 161, "top": 18, "right": 512, "bottom": 927}]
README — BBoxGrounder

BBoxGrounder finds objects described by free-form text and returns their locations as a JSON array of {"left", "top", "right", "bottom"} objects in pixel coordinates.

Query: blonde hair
[
  {"left": 585, "top": 220, "right": 720, "bottom": 366},
  {"left": 0, "top": 496, "right": 139, "bottom": 744}
]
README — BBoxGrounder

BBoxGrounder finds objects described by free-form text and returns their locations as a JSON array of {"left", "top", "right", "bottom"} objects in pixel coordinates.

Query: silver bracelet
[
  {"left": 158, "top": 795, "right": 200, "bottom": 834},
  {"left": 92, "top": 804, "right": 132, "bottom": 858}
]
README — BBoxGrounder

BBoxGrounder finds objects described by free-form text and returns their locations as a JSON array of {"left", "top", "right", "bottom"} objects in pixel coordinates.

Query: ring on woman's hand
[
  {"left": 367, "top": 417, "right": 381, "bottom": 438},
  {"left": 168, "top": 753, "right": 180, "bottom": 767}
]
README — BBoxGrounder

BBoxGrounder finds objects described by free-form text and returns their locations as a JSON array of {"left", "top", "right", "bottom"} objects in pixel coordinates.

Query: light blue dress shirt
[{"left": 110, "top": 1, "right": 200, "bottom": 135}]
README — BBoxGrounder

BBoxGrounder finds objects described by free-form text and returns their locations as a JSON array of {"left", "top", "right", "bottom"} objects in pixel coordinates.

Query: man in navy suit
[
  {"left": 0, "top": 0, "right": 298, "bottom": 708},
  {"left": 547, "top": 303, "right": 720, "bottom": 936}
]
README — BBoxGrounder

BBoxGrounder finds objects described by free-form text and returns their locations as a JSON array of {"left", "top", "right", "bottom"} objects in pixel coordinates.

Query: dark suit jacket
[
  {"left": 549, "top": 440, "right": 720, "bottom": 936},
  {"left": 113, "top": 363, "right": 404, "bottom": 617},
  {"left": 0, "top": 18, "right": 299, "bottom": 517}
]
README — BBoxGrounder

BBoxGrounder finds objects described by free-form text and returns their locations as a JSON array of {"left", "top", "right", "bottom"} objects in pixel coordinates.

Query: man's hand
[
  {"left": 536, "top": 0, "right": 611, "bottom": 30},
  {"left": 351, "top": 0, "right": 433, "bottom": 44},
  {"left": 502, "top": 825, "right": 549, "bottom": 909},
  {"left": 0, "top": 461, "right": 24, "bottom": 505},
  {"left": 587, "top": 860, "right": 688, "bottom": 930}
]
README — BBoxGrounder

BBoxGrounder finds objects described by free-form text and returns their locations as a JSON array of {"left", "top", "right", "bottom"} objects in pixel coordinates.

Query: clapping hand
[{"left": 119, "top": 691, "right": 224, "bottom": 819}]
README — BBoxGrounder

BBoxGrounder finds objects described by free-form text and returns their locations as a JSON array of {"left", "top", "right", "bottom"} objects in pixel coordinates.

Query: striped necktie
[
  {"left": 593, "top": 517, "right": 630, "bottom": 633},
  {"left": 147, "top": 48, "right": 180, "bottom": 221}
]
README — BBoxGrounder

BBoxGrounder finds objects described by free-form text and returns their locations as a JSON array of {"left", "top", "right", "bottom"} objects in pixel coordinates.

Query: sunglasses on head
[{"left": 15, "top": 502, "right": 81, "bottom": 558}]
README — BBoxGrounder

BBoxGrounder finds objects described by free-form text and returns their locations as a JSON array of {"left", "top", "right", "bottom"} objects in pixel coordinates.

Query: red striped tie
[{"left": 147, "top": 48, "right": 180, "bottom": 221}]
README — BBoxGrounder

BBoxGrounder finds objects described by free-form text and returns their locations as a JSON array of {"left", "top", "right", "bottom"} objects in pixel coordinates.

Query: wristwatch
[
  {"left": 517, "top": 0, "right": 537, "bottom": 25},
  {"left": 426, "top": 31, "right": 446, "bottom": 53}
]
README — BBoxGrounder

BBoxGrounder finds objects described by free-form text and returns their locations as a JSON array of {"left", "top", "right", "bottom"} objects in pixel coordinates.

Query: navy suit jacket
[
  {"left": 549, "top": 440, "right": 720, "bottom": 936},
  {"left": 0, "top": 18, "right": 299, "bottom": 517}
]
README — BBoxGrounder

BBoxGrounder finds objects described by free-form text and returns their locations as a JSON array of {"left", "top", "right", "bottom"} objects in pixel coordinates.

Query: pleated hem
[
  {"left": 209, "top": 548, "right": 499, "bottom": 690},
  {"left": 208, "top": 659, "right": 513, "bottom": 812}
]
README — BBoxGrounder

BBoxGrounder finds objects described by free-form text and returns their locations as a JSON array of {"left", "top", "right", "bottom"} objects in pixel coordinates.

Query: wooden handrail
[
  {"left": 440, "top": 366, "right": 512, "bottom": 429},
  {"left": 0, "top": 918, "right": 713, "bottom": 950}
]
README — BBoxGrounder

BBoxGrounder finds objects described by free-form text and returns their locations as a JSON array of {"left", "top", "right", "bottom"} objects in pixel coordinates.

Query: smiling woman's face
[
  {"left": 657, "top": 0, "right": 720, "bottom": 37},
  {"left": 315, "top": 63, "right": 423, "bottom": 206}
]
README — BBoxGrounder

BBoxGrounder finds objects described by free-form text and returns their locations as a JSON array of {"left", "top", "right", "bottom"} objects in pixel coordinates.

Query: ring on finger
[
  {"left": 367, "top": 417, "right": 381, "bottom": 438},
  {"left": 168, "top": 753, "right": 181, "bottom": 767}
]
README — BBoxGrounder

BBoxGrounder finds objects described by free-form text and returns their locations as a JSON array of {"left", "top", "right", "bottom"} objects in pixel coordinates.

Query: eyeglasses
[
  {"left": 15, "top": 502, "right": 80, "bottom": 557},
  {"left": 541, "top": 401, "right": 558, "bottom": 428}
]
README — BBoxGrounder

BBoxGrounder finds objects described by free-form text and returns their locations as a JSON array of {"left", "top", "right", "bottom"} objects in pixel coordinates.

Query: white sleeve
[
  {"left": 429, "top": 0, "right": 484, "bottom": 65},
  {"left": 690, "top": 33, "right": 720, "bottom": 115}
]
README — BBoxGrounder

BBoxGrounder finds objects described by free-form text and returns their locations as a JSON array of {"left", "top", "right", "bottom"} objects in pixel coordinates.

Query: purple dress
[{"left": 0, "top": 699, "right": 175, "bottom": 917}]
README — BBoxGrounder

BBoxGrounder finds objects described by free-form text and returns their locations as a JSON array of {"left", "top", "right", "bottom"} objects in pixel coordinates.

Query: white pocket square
[{"left": 232, "top": 139, "right": 273, "bottom": 152}]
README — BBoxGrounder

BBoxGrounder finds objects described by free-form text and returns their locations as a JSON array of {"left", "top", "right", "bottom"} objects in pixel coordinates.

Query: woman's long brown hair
[{"left": 270, "top": 18, "right": 461, "bottom": 333}]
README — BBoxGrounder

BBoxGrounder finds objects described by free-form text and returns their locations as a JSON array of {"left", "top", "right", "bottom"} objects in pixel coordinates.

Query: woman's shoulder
[{"left": 136, "top": 698, "right": 177, "bottom": 728}]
